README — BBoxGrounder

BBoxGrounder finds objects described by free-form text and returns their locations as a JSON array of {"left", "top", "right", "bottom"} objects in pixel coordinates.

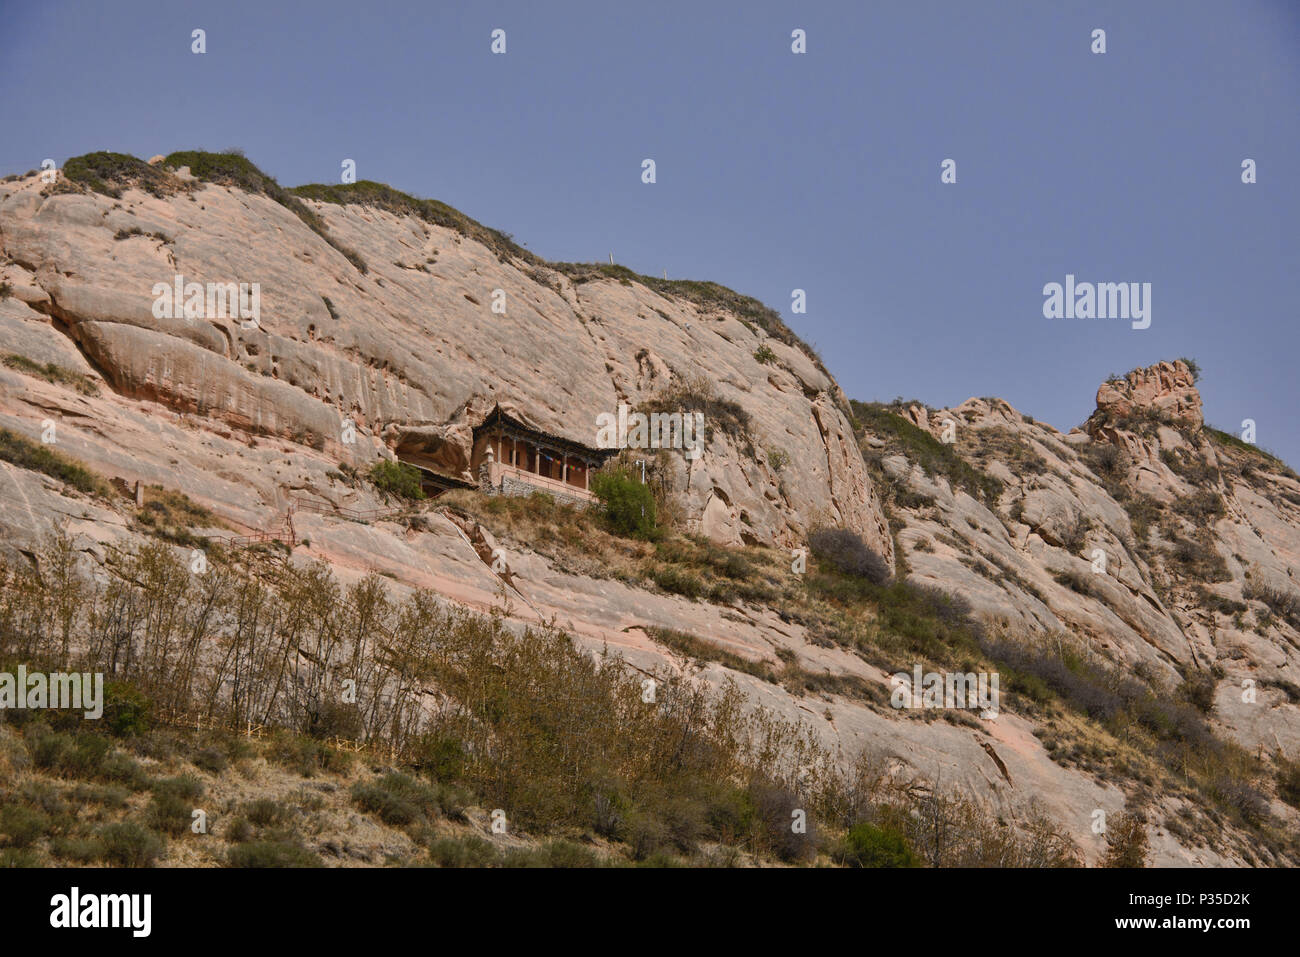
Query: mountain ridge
[{"left": 1, "top": 151, "right": 1298, "bottom": 867}]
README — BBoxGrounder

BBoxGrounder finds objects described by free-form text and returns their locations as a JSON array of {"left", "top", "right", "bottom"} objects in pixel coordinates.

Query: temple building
[
  {"left": 468, "top": 407, "right": 616, "bottom": 505},
  {"left": 392, "top": 406, "right": 619, "bottom": 504}
]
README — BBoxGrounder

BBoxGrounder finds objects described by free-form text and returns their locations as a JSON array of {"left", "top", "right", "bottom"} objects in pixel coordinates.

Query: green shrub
[
  {"left": 1210, "top": 776, "right": 1269, "bottom": 827},
  {"left": 27, "top": 731, "right": 145, "bottom": 786},
  {"left": 647, "top": 627, "right": 777, "bottom": 682},
  {"left": 242, "top": 798, "right": 288, "bottom": 830},
  {"left": 753, "top": 344, "right": 777, "bottom": 365},
  {"left": 841, "top": 821, "right": 919, "bottom": 868},
  {"left": 3, "top": 354, "right": 99, "bottom": 396},
  {"left": 0, "top": 428, "right": 108, "bottom": 495},
  {"left": 1083, "top": 442, "right": 1129, "bottom": 481},
  {"left": 67, "top": 783, "right": 129, "bottom": 809},
  {"left": 145, "top": 776, "right": 204, "bottom": 835},
  {"left": 62, "top": 151, "right": 172, "bottom": 197},
  {"left": 1245, "top": 581, "right": 1300, "bottom": 629},
  {"left": 592, "top": 465, "right": 658, "bottom": 539},
  {"left": 640, "top": 377, "right": 754, "bottom": 453},
  {"left": 1122, "top": 494, "right": 1163, "bottom": 543},
  {"left": 0, "top": 805, "right": 50, "bottom": 848},
  {"left": 50, "top": 835, "right": 106, "bottom": 863},
  {"left": 292, "top": 180, "right": 530, "bottom": 268},
  {"left": 1206, "top": 426, "right": 1292, "bottom": 475},
  {"left": 1167, "top": 535, "right": 1230, "bottom": 583},
  {"left": 192, "top": 747, "right": 229, "bottom": 774},
  {"left": 351, "top": 772, "right": 440, "bottom": 827},
  {"left": 651, "top": 564, "right": 704, "bottom": 599},
  {"left": 1277, "top": 758, "right": 1300, "bottom": 809},
  {"left": 31, "top": 731, "right": 104, "bottom": 777},
  {"left": 533, "top": 841, "right": 603, "bottom": 867},
  {"left": 224, "top": 818, "right": 255, "bottom": 843},
  {"left": 500, "top": 841, "right": 602, "bottom": 868},
  {"left": 428, "top": 835, "right": 499, "bottom": 868},
  {"left": 412, "top": 735, "right": 467, "bottom": 783},
  {"left": 1173, "top": 490, "right": 1225, "bottom": 522},
  {"left": 368, "top": 460, "right": 426, "bottom": 500},
  {"left": 267, "top": 733, "right": 353, "bottom": 778},
  {"left": 226, "top": 840, "right": 322, "bottom": 868},
  {"left": 145, "top": 792, "right": 194, "bottom": 837},
  {"left": 809, "top": 527, "right": 891, "bottom": 584},
  {"left": 1052, "top": 568, "right": 1094, "bottom": 597},
  {"left": 97, "top": 822, "right": 165, "bottom": 866},
  {"left": 851, "top": 401, "right": 1002, "bottom": 505},
  {"left": 151, "top": 774, "right": 203, "bottom": 799},
  {"left": 1178, "top": 672, "right": 1217, "bottom": 715},
  {"left": 1058, "top": 514, "right": 1092, "bottom": 553},
  {"left": 748, "top": 779, "right": 815, "bottom": 862},
  {"left": 101, "top": 682, "right": 152, "bottom": 737},
  {"left": 98, "top": 751, "right": 149, "bottom": 789}
]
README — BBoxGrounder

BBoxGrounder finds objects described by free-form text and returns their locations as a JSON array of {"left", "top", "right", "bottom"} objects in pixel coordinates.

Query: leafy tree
[
  {"left": 368, "top": 460, "right": 426, "bottom": 500},
  {"left": 592, "top": 465, "right": 658, "bottom": 539}
]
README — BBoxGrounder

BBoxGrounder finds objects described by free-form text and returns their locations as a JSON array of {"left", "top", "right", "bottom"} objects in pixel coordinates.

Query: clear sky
[{"left": 2, "top": 0, "right": 1297, "bottom": 463}]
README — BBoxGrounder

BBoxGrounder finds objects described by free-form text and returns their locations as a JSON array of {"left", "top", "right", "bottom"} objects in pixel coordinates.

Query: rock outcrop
[
  {"left": 1090, "top": 359, "right": 1204, "bottom": 431},
  {"left": 869, "top": 366, "right": 1300, "bottom": 762}
]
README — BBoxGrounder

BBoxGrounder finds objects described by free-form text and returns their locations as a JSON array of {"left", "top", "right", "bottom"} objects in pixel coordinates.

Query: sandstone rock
[
  {"left": 1093, "top": 359, "right": 1203, "bottom": 430},
  {"left": 2, "top": 163, "right": 1296, "bottom": 866},
  {"left": 0, "top": 171, "right": 892, "bottom": 561}
]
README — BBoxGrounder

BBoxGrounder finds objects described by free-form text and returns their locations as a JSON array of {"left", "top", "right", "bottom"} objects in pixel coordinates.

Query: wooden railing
[
  {"left": 198, "top": 496, "right": 413, "bottom": 552},
  {"left": 293, "top": 496, "right": 411, "bottom": 523},
  {"left": 219, "top": 529, "right": 293, "bottom": 548}
]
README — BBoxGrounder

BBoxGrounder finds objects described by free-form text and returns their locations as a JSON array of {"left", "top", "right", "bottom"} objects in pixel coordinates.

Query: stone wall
[{"left": 479, "top": 463, "right": 595, "bottom": 509}]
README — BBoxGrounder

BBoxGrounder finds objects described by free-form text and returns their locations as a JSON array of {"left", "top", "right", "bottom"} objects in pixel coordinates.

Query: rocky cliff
[
  {"left": 0, "top": 152, "right": 890, "bottom": 561},
  {"left": 871, "top": 360, "right": 1300, "bottom": 752},
  {"left": 2, "top": 154, "right": 1298, "bottom": 867}
]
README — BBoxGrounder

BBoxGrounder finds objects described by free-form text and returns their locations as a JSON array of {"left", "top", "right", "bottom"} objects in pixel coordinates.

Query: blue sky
[{"left": 3, "top": 0, "right": 1297, "bottom": 463}]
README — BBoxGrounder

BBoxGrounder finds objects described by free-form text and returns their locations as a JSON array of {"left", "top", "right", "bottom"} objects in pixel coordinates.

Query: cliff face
[
  {"left": 0, "top": 159, "right": 891, "bottom": 561},
  {"left": 871, "top": 359, "right": 1300, "bottom": 757},
  {"left": 2, "top": 158, "right": 1298, "bottom": 867}
]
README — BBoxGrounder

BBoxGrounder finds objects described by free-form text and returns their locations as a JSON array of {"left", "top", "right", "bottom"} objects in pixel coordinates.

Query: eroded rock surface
[
  {"left": 2, "top": 165, "right": 1297, "bottom": 867},
  {"left": 0, "top": 169, "right": 890, "bottom": 560}
]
